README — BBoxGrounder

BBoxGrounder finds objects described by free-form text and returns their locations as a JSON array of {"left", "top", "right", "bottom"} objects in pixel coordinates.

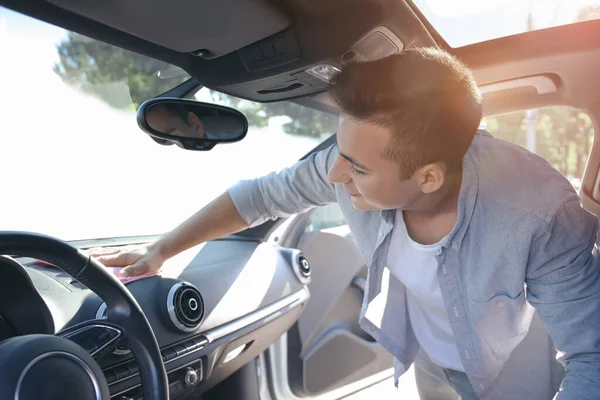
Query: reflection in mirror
[{"left": 145, "top": 102, "right": 246, "bottom": 141}]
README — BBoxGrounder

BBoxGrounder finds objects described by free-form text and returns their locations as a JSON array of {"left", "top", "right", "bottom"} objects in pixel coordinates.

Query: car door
[
  {"left": 257, "top": 136, "right": 395, "bottom": 400},
  {"left": 287, "top": 204, "right": 394, "bottom": 395}
]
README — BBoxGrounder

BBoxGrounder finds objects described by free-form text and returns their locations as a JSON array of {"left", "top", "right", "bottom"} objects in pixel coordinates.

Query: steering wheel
[{"left": 0, "top": 232, "right": 168, "bottom": 400}]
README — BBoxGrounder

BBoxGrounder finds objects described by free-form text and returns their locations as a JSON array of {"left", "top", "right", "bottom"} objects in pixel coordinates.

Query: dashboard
[{"left": 1, "top": 238, "right": 311, "bottom": 399}]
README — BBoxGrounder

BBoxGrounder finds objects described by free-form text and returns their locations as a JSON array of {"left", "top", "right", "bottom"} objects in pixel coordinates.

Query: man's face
[
  {"left": 147, "top": 106, "right": 205, "bottom": 138},
  {"left": 327, "top": 117, "right": 423, "bottom": 211}
]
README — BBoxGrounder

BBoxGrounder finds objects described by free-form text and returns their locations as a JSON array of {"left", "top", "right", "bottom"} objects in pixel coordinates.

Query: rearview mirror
[{"left": 137, "top": 98, "right": 248, "bottom": 151}]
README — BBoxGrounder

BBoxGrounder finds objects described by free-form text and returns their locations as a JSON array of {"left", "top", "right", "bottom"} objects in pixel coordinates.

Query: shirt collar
[{"left": 443, "top": 142, "right": 480, "bottom": 251}]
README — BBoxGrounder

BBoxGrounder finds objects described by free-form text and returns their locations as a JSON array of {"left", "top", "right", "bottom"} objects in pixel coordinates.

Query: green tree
[
  {"left": 53, "top": 33, "right": 189, "bottom": 109},
  {"left": 53, "top": 32, "right": 338, "bottom": 137},
  {"left": 483, "top": 108, "right": 593, "bottom": 182}
]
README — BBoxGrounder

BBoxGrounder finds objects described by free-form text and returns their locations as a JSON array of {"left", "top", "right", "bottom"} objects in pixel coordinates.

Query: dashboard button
[
  {"left": 169, "top": 380, "right": 183, "bottom": 395},
  {"left": 173, "top": 344, "right": 187, "bottom": 356},
  {"left": 162, "top": 347, "right": 177, "bottom": 361},
  {"left": 184, "top": 340, "right": 198, "bottom": 352},
  {"left": 193, "top": 336, "right": 208, "bottom": 348},
  {"left": 184, "top": 367, "right": 200, "bottom": 387}
]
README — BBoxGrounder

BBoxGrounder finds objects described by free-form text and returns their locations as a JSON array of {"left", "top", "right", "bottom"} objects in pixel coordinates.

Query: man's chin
[{"left": 350, "top": 196, "right": 379, "bottom": 211}]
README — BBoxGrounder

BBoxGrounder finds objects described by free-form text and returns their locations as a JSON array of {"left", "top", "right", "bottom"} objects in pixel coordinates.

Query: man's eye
[{"left": 351, "top": 165, "right": 366, "bottom": 175}]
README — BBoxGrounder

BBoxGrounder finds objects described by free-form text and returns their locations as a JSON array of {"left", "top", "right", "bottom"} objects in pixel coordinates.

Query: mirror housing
[{"left": 137, "top": 98, "right": 248, "bottom": 151}]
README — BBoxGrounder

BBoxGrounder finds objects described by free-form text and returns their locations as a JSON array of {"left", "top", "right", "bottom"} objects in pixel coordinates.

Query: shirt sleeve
[
  {"left": 526, "top": 197, "right": 600, "bottom": 400},
  {"left": 228, "top": 144, "right": 339, "bottom": 228}
]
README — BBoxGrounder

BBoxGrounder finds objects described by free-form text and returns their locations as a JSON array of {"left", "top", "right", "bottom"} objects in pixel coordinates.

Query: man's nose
[{"left": 328, "top": 155, "right": 349, "bottom": 184}]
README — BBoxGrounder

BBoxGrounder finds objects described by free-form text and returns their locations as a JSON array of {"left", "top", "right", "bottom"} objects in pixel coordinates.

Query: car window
[
  {"left": 481, "top": 107, "right": 594, "bottom": 191},
  {"left": 0, "top": 7, "right": 339, "bottom": 241},
  {"left": 412, "top": 0, "right": 600, "bottom": 48},
  {"left": 306, "top": 204, "right": 348, "bottom": 233}
]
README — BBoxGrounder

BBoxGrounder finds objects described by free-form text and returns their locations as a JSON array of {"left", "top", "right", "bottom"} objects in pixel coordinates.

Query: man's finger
[
  {"left": 119, "top": 261, "right": 150, "bottom": 277},
  {"left": 94, "top": 252, "right": 131, "bottom": 267},
  {"left": 88, "top": 247, "right": 122, "bottom": 257}
]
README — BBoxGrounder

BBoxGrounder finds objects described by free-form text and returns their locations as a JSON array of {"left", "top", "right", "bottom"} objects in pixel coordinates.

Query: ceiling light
[{"left": 305, "top": 64, "right": 341, "bottom": 83}]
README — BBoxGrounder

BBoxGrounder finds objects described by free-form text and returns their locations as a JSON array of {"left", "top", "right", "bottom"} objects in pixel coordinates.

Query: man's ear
[
  {"left": 188, "top": 112, "right": 202, "bottom": 128},
  {"left": 416, "top": 163, "right": 445, "bottom": 194},
  {"left": 187, "top": 112, "right": 205, "bottom": 137}
]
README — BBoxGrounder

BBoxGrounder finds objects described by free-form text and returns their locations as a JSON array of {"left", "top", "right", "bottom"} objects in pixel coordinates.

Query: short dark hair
[
  {"left": 158, "top": 102, "right": 191, "bottom": 125},
  {"left": 329, "top": 47, "right": 482, "bottom": 179}
]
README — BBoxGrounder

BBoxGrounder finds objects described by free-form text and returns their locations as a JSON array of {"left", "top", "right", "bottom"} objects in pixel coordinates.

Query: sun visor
[{"left": 44, "top": 0, "right": 291, "bottom": 58}]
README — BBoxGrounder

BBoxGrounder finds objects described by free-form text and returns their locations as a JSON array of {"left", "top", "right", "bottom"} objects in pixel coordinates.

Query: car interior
[{"left": 1, "top": 1, "right": 600, "bottom": 399}]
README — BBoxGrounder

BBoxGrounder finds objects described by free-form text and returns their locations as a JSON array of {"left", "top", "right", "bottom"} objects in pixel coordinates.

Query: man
[
  {"left": 146, "top": 103, "right": 206, "bottom": 138},
  {"left": 93, "top": 48, "right": 600, "bottom": 399},
  {"left": 146, "top": 102, "right": 246, "bottom": 140}
]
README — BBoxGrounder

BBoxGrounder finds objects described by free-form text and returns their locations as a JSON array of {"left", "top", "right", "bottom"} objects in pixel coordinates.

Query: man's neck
[
  {"left": 402, "top": 170, "right": 462, "bottom": 245},
  {"left": 411, "top": 167, "right": 462, "bottom": 217}
]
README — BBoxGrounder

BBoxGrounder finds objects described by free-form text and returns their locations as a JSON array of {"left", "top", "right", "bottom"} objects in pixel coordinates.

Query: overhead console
[
  {"left": 184, "top": 0, "right": 436, "bottom": 102},
  {"left": 221, "top": 26, "right": 405, "bottom": 102}
]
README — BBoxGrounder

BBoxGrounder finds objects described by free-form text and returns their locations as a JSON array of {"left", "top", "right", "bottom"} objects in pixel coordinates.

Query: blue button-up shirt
[{"left": 229, "top": 130, "right": 600, "bottom": 400}]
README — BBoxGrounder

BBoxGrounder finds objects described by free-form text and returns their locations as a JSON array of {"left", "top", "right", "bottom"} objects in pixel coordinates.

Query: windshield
[
  {"left": 0, "top": 7, "right": 339, "bottom": 241},
  {"left": 412, "top": 0, "right": 600, "bottom": 47}
]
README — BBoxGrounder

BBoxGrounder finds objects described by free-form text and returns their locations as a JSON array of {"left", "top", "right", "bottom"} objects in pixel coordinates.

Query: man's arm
[
  {"left": 229, "top": 144, "right": 338, "bottom": 228},
  {"left": 526, "top": 198, "right": 600, "bottom": 400},
  {"left": 161, "top": 143, "right": 338, "bottom": 256},
  {"left": 94, "top": 144, "right": 338, "bottom": 276}
]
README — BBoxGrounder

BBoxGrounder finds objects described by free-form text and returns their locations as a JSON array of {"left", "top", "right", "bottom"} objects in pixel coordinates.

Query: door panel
[
  {"left": 303, "top": 329, "right": 392, "bottom": 393},
  {"left": 282, "top": 205, "right": 393, "bottom": 397},
  {"left": 296, "top": 231, "right": 368, "bottom": 346}
]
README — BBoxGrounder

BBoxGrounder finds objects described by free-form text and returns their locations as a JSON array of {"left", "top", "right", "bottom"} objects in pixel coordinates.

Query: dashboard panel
[{"left": 5, "top": 237, "right": 311, "bottom": 399}]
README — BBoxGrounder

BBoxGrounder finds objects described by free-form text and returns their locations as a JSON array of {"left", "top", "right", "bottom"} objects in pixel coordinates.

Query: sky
[
  {"left": 1, "top": 2, "right": 600, "bottom": 240},
  {"left": 412, "top": 0, "right": 600, "bottom": 46}
]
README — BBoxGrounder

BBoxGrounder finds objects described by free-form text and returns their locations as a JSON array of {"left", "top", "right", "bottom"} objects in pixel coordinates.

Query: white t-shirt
[{"left": 386, "top": 211, "right": 464, "bottom": 371}]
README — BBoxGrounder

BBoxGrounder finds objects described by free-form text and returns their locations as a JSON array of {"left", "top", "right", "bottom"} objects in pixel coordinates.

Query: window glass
[
  {"left": 411, "top": 0, "right": 600, "bottom": 47},
  {"left": 0, "top": 7, "right": 338, "bottom": 240},
  {"left": 481, "top": 107, "right": 594, "bottom": 190},
  {"left": 306, "top": 204, "right": 348, "bottom": 233}
]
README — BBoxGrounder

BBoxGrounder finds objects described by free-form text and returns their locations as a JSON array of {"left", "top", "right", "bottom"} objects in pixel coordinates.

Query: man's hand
[
  {"left": 89, "top": 191, "right": 249, "bottom": 278},
  {"left": 89, "top": 244, "right": 165, "bottom": 277}
]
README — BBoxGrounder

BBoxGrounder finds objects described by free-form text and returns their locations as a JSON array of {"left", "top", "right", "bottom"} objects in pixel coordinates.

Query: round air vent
[
  {"left": 292, "top": 250, "right": 311, "bottom": 284},
  {"left": 167, "top": 282, "right": 204, "bottom": 333}
]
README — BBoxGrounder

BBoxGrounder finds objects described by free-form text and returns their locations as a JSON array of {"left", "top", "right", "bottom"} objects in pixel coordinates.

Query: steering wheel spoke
[{"left": 57, "top": 320, "right": 123, "bottom": 359}]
